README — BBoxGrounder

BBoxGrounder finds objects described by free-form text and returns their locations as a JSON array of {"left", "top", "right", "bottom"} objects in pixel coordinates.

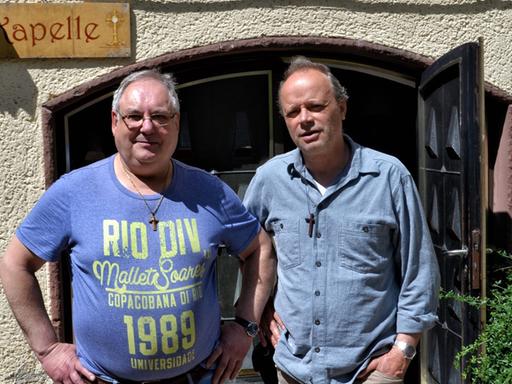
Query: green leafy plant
[{"left": 442, "top": 250, "right": 512, "bottom": 383}]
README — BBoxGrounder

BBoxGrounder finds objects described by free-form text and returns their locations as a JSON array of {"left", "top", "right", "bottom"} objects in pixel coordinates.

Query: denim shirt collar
[{"left": 291, "top": 134, "right": 381, "bottom": 191}]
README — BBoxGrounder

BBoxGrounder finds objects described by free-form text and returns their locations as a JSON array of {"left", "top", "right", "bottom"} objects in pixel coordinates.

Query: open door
[{"left": 417, "top": 42, "right": 486, "bottom": 383}]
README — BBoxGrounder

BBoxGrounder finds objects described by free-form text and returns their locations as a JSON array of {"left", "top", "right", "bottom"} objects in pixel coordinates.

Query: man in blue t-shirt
[{"left": 0, "top": 70, "right": 276, "bottom": 384}]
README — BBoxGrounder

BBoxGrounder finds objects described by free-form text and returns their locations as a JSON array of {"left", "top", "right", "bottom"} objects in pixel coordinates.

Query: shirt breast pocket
[
  {"left": 269, "top": 219, "right": 302, "bottom": 270},
  {"left": 337, "top": 221, "right": 391, "bottom": 273}
]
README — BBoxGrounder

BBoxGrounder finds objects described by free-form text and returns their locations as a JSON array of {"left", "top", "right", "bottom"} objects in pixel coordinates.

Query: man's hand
[
  {"left": 206, "top": 322, "right": 253, "bottom": 384},
  {"left": 259, "top": 300, "right": 286, "bottom": 348},
  {"left": 268, "top": 311, "right": 285, "bottom": 348},
  {"left": 258, "top": 301, "right": 274, "bottom": 347},
  {"left": 259, "top": 302, "right": 285, "bottom": 348},
  {"left": 38, "top": 342, "right": 95, "bottom": 384},
  {"left": 357, "top": 347, "right": 409, "bottom": 380}
]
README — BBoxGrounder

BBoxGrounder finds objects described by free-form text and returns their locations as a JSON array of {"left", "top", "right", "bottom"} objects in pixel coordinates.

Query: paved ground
[
  {"left": 229, "top": 375, "right": 263, "bottom": 384},
  {"left": 231, "top": 375, "right": 263, "bottom": 384}
]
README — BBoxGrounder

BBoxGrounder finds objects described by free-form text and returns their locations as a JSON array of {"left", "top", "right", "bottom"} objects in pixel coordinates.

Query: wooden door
[{"left": 417, "top": 42, "right": 485, "bottom": 384}]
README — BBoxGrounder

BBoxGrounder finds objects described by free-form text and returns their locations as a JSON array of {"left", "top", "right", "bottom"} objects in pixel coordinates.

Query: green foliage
[{"left": 446, "top": 250, "right": 512, "bottom": 383}]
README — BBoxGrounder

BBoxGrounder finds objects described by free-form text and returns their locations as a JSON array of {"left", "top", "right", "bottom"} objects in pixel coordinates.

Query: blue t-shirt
[{"left": 17, "top": 155, "right": 260, "bottom": 382}]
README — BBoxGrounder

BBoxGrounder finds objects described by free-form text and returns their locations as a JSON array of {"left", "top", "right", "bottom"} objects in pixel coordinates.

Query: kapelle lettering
[{"left": 1, "top": 16, "right": 99, "bottom": 47}]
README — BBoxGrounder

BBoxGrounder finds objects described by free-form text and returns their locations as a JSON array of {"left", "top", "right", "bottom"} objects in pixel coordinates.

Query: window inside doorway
[{"left": 177, "top": 72, "right": 271, "bottom": 173}]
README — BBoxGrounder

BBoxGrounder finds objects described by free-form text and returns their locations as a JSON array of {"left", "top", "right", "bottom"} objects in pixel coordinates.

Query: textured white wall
[{"left": 1, "top": 0, "right": 511, "bottom": 382}]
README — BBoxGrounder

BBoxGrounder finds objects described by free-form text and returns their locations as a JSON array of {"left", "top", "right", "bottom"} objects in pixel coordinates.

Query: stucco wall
[{"left": 1, "top": 0, "right": 511, "bottom": 382}]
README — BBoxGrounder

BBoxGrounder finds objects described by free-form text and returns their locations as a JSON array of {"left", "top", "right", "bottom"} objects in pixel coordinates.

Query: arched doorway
[{"left": 41, "top": 36, "right": 511, "bottom": 383}]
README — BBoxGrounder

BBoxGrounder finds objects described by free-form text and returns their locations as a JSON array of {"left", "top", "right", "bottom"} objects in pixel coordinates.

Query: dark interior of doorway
[
  {"left": 61, "top": 68, "right": 418, "bottom": 180},
  {"left": 334, "top": 68, "right": 418, "bottom": 176}
]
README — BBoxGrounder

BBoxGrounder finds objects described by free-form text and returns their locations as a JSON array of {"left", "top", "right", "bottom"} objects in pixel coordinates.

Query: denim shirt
[{"left": 243, "top": 137, "right": 440, "bottom": 384}]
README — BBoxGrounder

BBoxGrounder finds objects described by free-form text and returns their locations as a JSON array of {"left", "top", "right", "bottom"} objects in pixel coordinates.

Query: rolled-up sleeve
[{"left": 395, "top": 174, "right": 440, "bottom": 333}]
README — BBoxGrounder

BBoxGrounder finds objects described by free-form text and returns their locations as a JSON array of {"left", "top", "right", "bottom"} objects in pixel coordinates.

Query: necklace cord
[{"left": 120, "top": 158, "right": 171, "bottom": 230}]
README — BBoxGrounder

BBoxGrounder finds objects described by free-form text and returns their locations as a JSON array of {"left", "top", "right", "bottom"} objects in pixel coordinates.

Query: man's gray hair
[
  {"left": 112, "top": 69, "right": 180, "bottom": 115},
  {"left": 279, "top": 56, "right": 348, "bottom": 111}
]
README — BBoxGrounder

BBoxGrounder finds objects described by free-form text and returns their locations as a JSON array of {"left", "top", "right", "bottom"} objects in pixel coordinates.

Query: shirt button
[
  {"left": 315, "top": 290, "right": 320, "bottom": 296},
  {"left": 362, "top": 226, "right": 369, "bottom": 233},
  {"left": 315, "top": 261, "right": 321, "bottom": 267},
  {"left": 314, "top": 319, "right": 320, "bottom": 325},
  {"left": 316, "top": 232, "right": 322, "bottom": 238},
  {"left": 314, "top": 347, "right": 320, "bottom": 353}
]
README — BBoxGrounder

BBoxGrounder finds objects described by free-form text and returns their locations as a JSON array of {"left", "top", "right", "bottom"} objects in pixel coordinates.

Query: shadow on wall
[
  {"left": 0, "top": 64, "right": 37, "bottom": 117},
  {"left": 0, "top": 26, "right": 17, "bottom": 58},
  {"left": 0, "top": 27, "right": 38, "bottom": 117}
]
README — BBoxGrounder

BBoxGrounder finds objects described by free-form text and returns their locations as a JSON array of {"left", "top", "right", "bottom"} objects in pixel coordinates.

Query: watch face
[
  {"left": 404, "top": 345, "right": 416, "bottom": 359},
  {"left": 394, "top": 341, "right": 416, "bottom": 360},
  {"left": 246, "top": 322, "right": 259, "bottom": 337}
]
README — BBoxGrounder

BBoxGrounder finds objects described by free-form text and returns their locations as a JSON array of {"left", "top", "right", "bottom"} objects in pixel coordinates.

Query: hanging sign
[{"left": 0, "top": 2, "right": 130, "bottom": 58}]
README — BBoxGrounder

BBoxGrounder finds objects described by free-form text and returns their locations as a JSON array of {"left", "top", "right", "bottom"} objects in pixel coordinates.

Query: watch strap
[
  {"left": 234, "top": 316, "right": 259, "bottom": 337},
  {"left": 234, "top": 316, "right": 250, "bottom": 327}
]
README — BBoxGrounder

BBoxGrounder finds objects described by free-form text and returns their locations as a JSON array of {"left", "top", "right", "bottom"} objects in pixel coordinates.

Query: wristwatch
[
  {"left": 234, "top": 316, "right": 259, "bottom": 337},
  {"left": 393, "top": 340, "right": 416, "bottom": 360}
]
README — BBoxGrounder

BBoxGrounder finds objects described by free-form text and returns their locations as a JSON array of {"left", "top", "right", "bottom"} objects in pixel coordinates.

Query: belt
[{"left": 84, "top": 365, "right": 209, "bottom": 384}]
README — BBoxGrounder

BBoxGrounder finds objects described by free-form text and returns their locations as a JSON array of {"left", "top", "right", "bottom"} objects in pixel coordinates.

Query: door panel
[{"left": 418, "top": 42, "right": 483, "bottom": 384}]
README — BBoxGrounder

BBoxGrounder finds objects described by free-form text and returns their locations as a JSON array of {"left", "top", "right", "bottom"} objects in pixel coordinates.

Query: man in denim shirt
[{"left": 243, "top": 57, "right": 440, "bottom": 384}]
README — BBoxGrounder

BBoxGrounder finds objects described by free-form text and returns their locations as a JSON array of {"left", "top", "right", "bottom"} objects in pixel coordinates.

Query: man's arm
[
  {"left": 360, "top": 175, "right": 439, "bottom": 380},
  {"left": 0, "top": 235, "right": 95, "bottom": 383},
  {"left": 235, "top": 228, "right": 277, "bottom": 326},
  {"left": 207, "top": 229, "right": 276, "bottom": 384}
]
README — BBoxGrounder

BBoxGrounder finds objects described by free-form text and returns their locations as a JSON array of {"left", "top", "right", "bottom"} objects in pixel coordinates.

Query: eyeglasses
[{"left": 118, "top": 111, "right": 177, "bottom": 129}]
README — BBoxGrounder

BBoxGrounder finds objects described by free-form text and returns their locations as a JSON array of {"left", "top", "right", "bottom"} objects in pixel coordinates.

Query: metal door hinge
[
  {"left": 443, "top": 249, "right": 468, "bottom": 257},
  {"left": 471, "top": 229, "right": 481, "bottom": 289}
]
